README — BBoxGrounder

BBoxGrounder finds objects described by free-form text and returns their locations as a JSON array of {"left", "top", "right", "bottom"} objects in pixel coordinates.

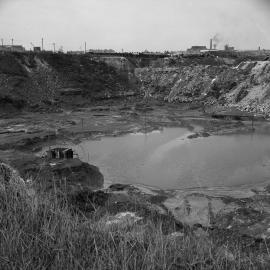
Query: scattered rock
[
  {"left": 104, "top": 212, "right": 143, "bottom": 227},
  {"left": 187, "top": 131, "right": 210, "bottom": 139},
  {"left": 164, "top": 194, "right": 226, "bottom": 227},
  {"left": 109, "top": 183, "right": 130, "bottom": 191},
  {"left": 187, "top": 133, "right": 199, "bottom": 139},
  {"left": 168, "top": 231, "right": 185, "bottom": 240}
]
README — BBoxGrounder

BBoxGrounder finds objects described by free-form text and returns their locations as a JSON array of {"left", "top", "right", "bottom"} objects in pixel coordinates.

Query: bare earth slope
[
  {"left": 136, "top": 59, "right": 270, "bottom": 115},
  {"left": 1, "top": 52, "right": 270, "bottom": 116},
  {"left": 0, "top": 52, "right": 136, "bottom": 112}
]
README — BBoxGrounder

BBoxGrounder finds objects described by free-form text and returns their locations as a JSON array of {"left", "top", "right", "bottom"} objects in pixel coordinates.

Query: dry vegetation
[{"left": 1, "top": 178, "right": 270, "bottom": 270}]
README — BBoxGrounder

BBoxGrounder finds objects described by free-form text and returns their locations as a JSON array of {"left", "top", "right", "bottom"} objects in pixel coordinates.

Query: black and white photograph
[{"left": 1, "top": 0, "right": 270, "bottom": 269}]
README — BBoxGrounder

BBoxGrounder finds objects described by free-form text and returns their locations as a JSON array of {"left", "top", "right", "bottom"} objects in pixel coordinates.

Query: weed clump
[{"left": 0, "top": 176, "right": 269, "bottom": 269}]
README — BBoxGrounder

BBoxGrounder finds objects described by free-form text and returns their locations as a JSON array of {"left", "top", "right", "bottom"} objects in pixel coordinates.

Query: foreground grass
[{"left": 0, "top": 184, "right": 270, "bottom": 270}]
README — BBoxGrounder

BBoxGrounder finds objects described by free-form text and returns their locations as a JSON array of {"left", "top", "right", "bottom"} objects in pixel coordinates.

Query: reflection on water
[{"left": 75, "top": 128, "right": 270, "bottom": 189}]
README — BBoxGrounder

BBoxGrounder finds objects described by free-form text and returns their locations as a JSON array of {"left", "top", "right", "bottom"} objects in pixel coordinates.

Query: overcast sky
[{"left": 0, "top": 0, "right": 270, "bottom": 52}]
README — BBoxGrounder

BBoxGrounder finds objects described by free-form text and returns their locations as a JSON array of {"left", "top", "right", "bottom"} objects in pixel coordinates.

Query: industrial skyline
[
  {"left": 0, "top": 36, "right": 268, "bottom": 54},
  {"left": 0, "top": 0, "right": 270, "bottom": 52}
]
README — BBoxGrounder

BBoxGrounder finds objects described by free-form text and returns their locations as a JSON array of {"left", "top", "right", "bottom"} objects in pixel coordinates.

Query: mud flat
[{"left": 0, "top": 102, "right": 258, "bottom": 151}]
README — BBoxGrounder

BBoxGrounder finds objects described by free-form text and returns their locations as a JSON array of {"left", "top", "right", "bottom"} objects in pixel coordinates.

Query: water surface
[{"left": 75, "top": 128, "right": 270, "bottom": 189}]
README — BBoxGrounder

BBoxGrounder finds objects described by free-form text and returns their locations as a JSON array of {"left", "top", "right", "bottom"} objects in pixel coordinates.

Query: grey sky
[{"left": 0, "top": 0, "right": 270, "bottom": 52}]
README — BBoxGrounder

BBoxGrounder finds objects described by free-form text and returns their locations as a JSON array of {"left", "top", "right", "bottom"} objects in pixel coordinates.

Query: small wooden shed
[{"left": 45, "top": 148, "right": 74, "bottom": 160}]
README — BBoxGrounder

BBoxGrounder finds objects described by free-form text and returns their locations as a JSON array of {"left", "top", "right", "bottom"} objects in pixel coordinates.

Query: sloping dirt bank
[
  {"left": 135, "top": 60, "right": 270, "bottom": 116},
  {"left": 1, "top": 52, "right": 270, "bottom": 117},
  {"left": 0, "top": 52, "right": 139, "bottom": 113}
]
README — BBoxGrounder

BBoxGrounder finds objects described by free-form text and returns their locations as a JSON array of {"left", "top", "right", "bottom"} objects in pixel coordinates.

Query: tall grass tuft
[{"left": 0, "top": 179, "right": 269, "bottom": 269}]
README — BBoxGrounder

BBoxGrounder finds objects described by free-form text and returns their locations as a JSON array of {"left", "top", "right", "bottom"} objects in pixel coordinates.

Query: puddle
[{"left": 74, "top": 128, "right": 270, "bottom": 189}]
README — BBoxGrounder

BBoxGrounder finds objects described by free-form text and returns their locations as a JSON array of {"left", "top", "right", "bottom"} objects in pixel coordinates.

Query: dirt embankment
[
  {"left": 1, "top": 52, "right": 270, "bottom": 116},
  {"left": 135, "top": 58, "right": 270, "bottom": 116},
  {"left": 0, "top": 52, "right": 139, "bottom": 113}
]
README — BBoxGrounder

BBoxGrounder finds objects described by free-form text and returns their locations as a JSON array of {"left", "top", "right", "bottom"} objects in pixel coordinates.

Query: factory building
[
  {"left": 0, "top": 45, "right": 26, "bottom": 52},
  {"left": 186, "top": 46, "right": 207, "bottom": 54}
]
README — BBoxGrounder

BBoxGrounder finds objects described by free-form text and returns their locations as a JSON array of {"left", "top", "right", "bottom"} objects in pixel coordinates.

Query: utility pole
[
  {"left": 1, "top": 38, "right": 3, "bottom": 47},
  {"left": 42, "top": 38, "right": 44, "bottom": 51},
  {"left": 11, "top": 38, "right": 14, "bottom": 46},
  {"left": 52, "top": 43, "right": 56, "bottom": 53},
  {"left": 30, "top": 42, "right": 35, "bottom": 51},
  {"left": 84, "top": 42, "right": 87, "bottom": 54}
]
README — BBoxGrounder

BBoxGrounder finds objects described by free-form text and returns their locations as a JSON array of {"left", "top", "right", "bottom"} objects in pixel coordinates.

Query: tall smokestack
[{"left": 210, "top": 39, "right": 213, "bottom": 50}]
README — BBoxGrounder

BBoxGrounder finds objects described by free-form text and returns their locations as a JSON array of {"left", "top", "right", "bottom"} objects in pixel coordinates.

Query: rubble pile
[{"left": 136, "top": 60, "right": 270, "bottom": 116}]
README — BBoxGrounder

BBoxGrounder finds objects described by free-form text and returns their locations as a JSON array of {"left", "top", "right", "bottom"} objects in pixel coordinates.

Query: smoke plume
[{"left": 212, "top": 33, "right": 223, "bottom": 49}]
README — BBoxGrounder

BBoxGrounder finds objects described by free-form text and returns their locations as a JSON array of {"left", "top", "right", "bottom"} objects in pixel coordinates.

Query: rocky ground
[
  {"left": 1, "top": 52, "right": 270, "bottom": 116},
  {"left": 135, "top": 59, "right": 270, "bottom": 116}
]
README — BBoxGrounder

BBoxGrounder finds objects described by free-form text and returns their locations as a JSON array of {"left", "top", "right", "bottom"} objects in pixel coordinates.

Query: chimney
[{"left": 210, "top": 39, "right": 213, "bottom": 50}]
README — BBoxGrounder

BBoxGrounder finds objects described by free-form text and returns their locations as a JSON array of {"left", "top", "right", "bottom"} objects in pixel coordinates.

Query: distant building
[
  {"left": 88, "top": 49, "right": 116, "bottom": 54},
  {"left": 171, "top": 51, "right": 185, "bottom": 56},
  {"left": 0, "top": 45, "right": 25, "bottom": 52},
  {"left": 186, "top": 46, "right": 207, "bottom": 54},
  {"left": 67, "top": 50, "right": 85, "bottom": 55},
  {"left": 224, "top": 44, "right": 235, "bottom": 51},
  {"left": 33, "top": 47, "right": 41, "bottom": 52}
]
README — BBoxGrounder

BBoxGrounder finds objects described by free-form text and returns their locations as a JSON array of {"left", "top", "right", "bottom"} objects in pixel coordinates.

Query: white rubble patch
[
  {"left": 232, "top": 63, "right": 242, "bottom": 70},
  {"left": 168, "top": 231, "right": 185, "bottom": 240},
  {"left": 136, "top": 185, "right": 158, "bottom": 196},
  {"left": 49, "top": 163, "right": 57, "bottom": 167},
  {"left": 22, "top": 64, "right": 32, "bottom": 73},
  {"left": 34, "top": 57, "right": 50, "bottom": 70},
  {"left": 226, "top": 61, "right": 270, "bottom": 116},
  {"left": 163, "top": 193, "right": 231, "bottom": 227},
  {"left": 251, "top": 61, "right": 269, "bottom": 78},
  {"left": 211, "top": 77, "right": 217, "bottom": 84},
  {"left": 105, "top": 212, "right": 143, "bottom": 226}
]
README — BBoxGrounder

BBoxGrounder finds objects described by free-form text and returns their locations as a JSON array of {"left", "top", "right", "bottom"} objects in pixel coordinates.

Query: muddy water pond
[{"left": 75, "top": 128, "right": 270, "bottom": 189}]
